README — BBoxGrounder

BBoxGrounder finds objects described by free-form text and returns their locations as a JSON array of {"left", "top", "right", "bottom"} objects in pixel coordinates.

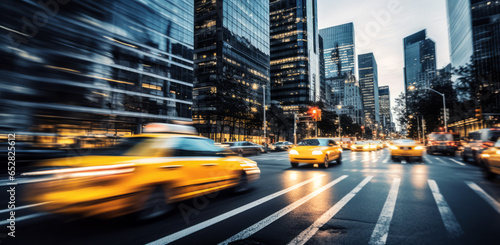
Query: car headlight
[
  {"left": 390, "top": 146, "right": 398, "bottom": 150},
  {"left": 363, "top": 146, "right": 369, "bottom": 149},
  {"left": 289, "top": 150, "right": 299, "bottom": 155},
  {"left": 240, "top": 160, "right": 258, "bottom": 167},
  {"left": 312, "top": 150, "right": 323, "bottom": 155},
  {"left": 351, "top": 145, "right": 356, "bottom": 149},
  {"left": 370, "top": 145, "right": 376, "bottom": 148},
  {"left": 481, "top": 154, "right": 490, "bottom": 158},
  {"left": 415, "top": 146, "right": 424, "bottom": 150}
]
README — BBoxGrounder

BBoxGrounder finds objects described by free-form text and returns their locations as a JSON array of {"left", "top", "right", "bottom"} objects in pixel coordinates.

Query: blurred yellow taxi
[
  {"left": 389, "top": 139, "right": 425, "bottom": 162},
  {"left": 22, "top": 123, "right": 260, "bottom": 220},
  {"left": 480, "top": 139, "right": 500, "bottom": 180},
  {"left": 351, "top": 141, "right": 374, "bottom": 152},
  {"left": 289, "top": 138, "right": 342, "bottom": 168}
]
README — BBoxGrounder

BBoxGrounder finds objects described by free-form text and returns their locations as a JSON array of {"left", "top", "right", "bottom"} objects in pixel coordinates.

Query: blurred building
[
  {"left": 358, "top": 53, "right": 380, "bottom": 128},
  {"left": 0, "top": 0, "right": 194, "bottom": 147},
  {"left": 270, "top": 0, "right": 320, "bottom": 112},
  {"left": 318, "top": 35, "right": 327, "bottom": 102},
  {"left": 446, "top": 0, "right": 474, "bottom": 70},
  {"left": 192, "top": 0, "right": 270, "bottom": 142},
  {"left": 403, "top": 30, "right": 437, "bottom": 92},
  {"left": 378, "top": 86, "right": 393, "bottom": 131}
]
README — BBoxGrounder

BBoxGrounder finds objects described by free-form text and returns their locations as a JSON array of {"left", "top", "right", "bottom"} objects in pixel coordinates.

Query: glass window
[{"left": 173, "top": 137, "right": 222, "bottom": 157}]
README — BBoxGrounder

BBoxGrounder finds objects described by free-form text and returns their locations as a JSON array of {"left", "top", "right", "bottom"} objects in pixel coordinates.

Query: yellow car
[
  {"left": 351, "top": 141, "right": 375, "bottom": 151},
  {"left": 480, "top": 139, "right": 500, "bottom": 180},
  {"left": 389, "top": 139, "right": 425, "bottom": 162},
  {"left": 22, "top": 123, "right": 260, "bottom": 220},
  {"left": 289, "top": 138, "right": 342, "bottom": 168}
]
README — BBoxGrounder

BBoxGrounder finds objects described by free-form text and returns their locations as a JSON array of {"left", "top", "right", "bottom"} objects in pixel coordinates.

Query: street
[{"left": 2, "top": 150, "right": 500, "bottom": 245}]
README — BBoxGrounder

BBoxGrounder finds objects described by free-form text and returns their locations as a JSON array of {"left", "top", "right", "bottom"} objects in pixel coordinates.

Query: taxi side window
[
  {"left": 328, "top": 140, "right": 336, "bottom": 146},
  {"left": 173, "top": 138, "right": 221, "bottom": 157}
]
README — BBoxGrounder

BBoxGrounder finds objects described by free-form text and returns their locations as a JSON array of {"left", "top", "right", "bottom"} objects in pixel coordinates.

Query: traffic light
[
  {"left": 308, "top": 107, "right": 321, "bottom": 121},
  {"left": 475, "top": 106, "right": 482, "bottom": 120}
]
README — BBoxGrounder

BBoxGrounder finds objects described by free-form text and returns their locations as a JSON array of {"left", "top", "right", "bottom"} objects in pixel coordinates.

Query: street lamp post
[
  {"left": 253, "top": 84, "right": 267, "bottom": 149},
  {"left": 337, "top": 105, "right": 342, "bottom": 142},
  {"left": 408, "top": 86, "right": 447, "bottom": 132}
]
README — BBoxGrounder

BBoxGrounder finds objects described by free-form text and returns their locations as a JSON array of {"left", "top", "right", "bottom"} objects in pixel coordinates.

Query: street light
[
  {"left": 408, "top": 86, "right": 447, "bottom": 132},
  {"left": 337, "top": 104, "right": 342, "bottom": 142},
  {"left": 253, "top": 83, "right": 266, "bottom": 148}
]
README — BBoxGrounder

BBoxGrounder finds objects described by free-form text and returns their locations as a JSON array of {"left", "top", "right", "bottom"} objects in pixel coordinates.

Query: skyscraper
[
  {"left": 1, "top": 0, "right": 194, "bottom": 140},
  {"left": 270, "top": 0, "right": 320, "bottom": 111},
  {"left": 319, "top": 35, "right": 326, "bottom": 102},
  {"left": 193, "top": 0, "right": 270, "bottom": 141},
  {"left": 358, "top": 53, "right": 380, "bottom": 126},
  {"left": 320, "top": 23, "right": 363, "bottom": 124},
  {"left": 319, "top": 23, "right": 356, "bottom": 78},
  {"left": 378, "top": 86, "right": 392, "bottom": 130},
  {"left": 403, "top": 30, "right": 437, "bottom": 92},
  {"left": 446, "top": 0, "right": 474, "bottom": 70}
]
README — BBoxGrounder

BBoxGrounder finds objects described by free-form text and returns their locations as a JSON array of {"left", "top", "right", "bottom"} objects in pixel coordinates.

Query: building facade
[
  {"left": 378, "top": 86, "right": 392, "bottom": 131},
  {"left": 193, "top": 0, "right": 270, "bottom": 142},
  {"left": 319, "top": 23, "right": 356, "bottom": 78},
  {"left": 403, "top": 30, "right": 437, "bottom": 92},
  {"left": 358, "top": 53, "right": 380, "bottom": 127},
  {"left": 446, "top": 0, "right": 474, "bottom": 70},
  {"left": 1, "top": 0, "right": 194, "bottom": 146},
  {"left": 270, "top": 0, "right": 320, "bottom": 111}
]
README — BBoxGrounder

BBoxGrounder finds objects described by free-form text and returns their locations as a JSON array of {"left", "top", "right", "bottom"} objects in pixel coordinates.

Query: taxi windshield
[
  {"left": 91, "top": 137, "right": 166, "bottom": 156},
  {"left": 393, "top": 139, "right": 416, "bottom": 145},
  {"left": 355, "top": 142, "right": 366, "bottom": 145},
  {"left": 298, "top": 139, "right": 329, "bottom": 146}
]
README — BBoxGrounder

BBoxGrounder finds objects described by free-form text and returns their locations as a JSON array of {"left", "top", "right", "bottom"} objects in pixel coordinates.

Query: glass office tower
[
  {"left": 270, "top": 0, "right": 320, "bottom": 112},
  {"left": 358, "top": 53, "right": 380, "bottom": 127},
  {"left": 378, "top": 86, "right": 392, "bottom": 130},
  {"left": 319, "top": 23, "right": 356, "bottom": 78},
  {"left": 446, "top": 0, "right": 474, "bottom": 70},
  {"left": 403, "top": 30, "right": 437, "bottom": 92},
  {"left": 193, "top": 0, "right": 270, "bottom": 141},
  {"left": 0, "top": 0, "right": 194, "bottom": 145}
]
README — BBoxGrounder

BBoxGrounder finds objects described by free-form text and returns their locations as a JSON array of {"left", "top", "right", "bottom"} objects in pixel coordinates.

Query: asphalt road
[{"left": 2, "top": 149, "right": 500, "bottom": 245}]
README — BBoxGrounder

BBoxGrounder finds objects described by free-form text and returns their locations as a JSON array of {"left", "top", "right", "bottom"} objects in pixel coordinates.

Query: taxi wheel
[
  {"left": 336, "top": 154, "right": 342, "bottom": 164},
  {"left": 483, "top": 162, "right": 497, "bottom": 180},
  {"left": 322, "top": 156, "right": 329, "bottom": 168},
  {"left": 391, "top": 156, "right": 397, "bottom": 162},
  {"left": 291, "top": 162, "right": 299, "bottom": 168},
  {"left": 417, "top": 157, "right": 424, "bottom": 163},
  {"left": 234, "top": 172, "right": 249, "bottom": 193},
  {"left": 137, "top": 186, "right": 172, "bottom": 221}
]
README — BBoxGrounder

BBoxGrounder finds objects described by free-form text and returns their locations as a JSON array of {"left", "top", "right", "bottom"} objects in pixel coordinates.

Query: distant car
[
  {"left": 480, "top": 139, "right": 500, "bottom": 180},
  {"left": 289, "top": 138, "right": 342, "bottom": 168},
  {"left": 372, "top": 141, "right": 384, "bottom": 150},
  {"left": 333, "top": 137, "right": 356, "bottom": 150},
  {"left": 226, "top": 141, "right": 263, "bottom": 156},
  {"left": 351, "top": 141, "right": 374, "bottom": 151},
  {"left": 390, "top": 139, "right": 424, "bottom": 162},
  {"left": 272, "top": 141, "right": 293, "bottom": 151},
  {"left": 22, "top": 123, "right": 260, "bottom": 220},
  {"left": 426, "top": 132, "right": 460, "bottom": 156},
  {"left": 463, "top": 128, "right": 500, "bottom": 164}
]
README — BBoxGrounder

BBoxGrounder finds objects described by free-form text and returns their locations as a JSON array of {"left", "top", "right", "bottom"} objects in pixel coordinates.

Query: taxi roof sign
[{"left": 143, "top": 123, "right": 197, "bottom": 135}]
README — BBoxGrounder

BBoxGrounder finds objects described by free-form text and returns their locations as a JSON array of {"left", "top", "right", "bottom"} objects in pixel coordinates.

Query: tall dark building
[
  {"left": 319, "top": 35, "right": 326, "bottom": 102},
  {"left": 193, "top": 0, "right": 270, "bottom": 141},
  {"left": 403, "top": 30, "right": 437, "bottom": 92},
  {"left": 270, "top": 0, "right": 320, "bottom": 112},
  {"left": 358, "top": 53, "right": 380, "bottom": 126},
  {"left": 1, "top": 0, "right": 194, "bottom": 143},
  {"left": 378, "top": 86, "right": 392, "bottom": 130},
  {"left": 446, "top": 0, "right": 474, "bottom": 70}
]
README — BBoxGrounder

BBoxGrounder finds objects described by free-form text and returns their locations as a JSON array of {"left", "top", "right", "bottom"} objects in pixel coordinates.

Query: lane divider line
[
  {"left": 434, "top": 157, "right": 450, "bottom": 165},
  {"left": 449, "top": 159, "right": 466, "bottom": 166},
  {"left": 218, "top": 175, "right": 349, "bottom": 245},
  {"left": 288, "top": 176, "right": 373, "bottom": 245},
  {"left": 465, "top": 181, "right": 500, "bottom": 214},
  {"left": 145, "top": 174, "right": 327, "bottom": 245},
  {"left": 0, "top": 202, "right": 49, "bottom": 214},
  {"left": 428, "top": 180, "right": 463, "bottom": 238},
  {"left": 368, "top": 178, "right": 401, "bottom": 245}
]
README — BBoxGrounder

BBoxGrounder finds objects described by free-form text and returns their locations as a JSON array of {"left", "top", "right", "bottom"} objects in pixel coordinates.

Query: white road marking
[
  {"left": 368, "top": 178, "right": 401, "bottom": 245},
  {"left": 0, "top": 202, "right": 49, "bottom": 214},
  {"left": 382, "top": 156, "right": 390, "bottom": 164},
  {"left": 0, "top": 213, "right": 48, "bottom": 226},
  {"left": 434, "top": 157, "right": 450, "bottom": 165},
  {"left": 428, "top": 180, "right": 463, "bottom": 237},
  {"left": 218, "top": 175, "right": 349, "bottom": 245},
  {"left": 288, "top": 176, "right": 373, "bottom": 245},
  {"left": 465, "top": 181, "right": 500, "bottom": 214},
  {"left": 424, "top": 156, "right": 432, "bottom": 163},
  {"left": 145, "top": 174, "right": 327, "bottom": 245},
  {"left": 449, "top": 159, "right": 466, "bottom": 166}
]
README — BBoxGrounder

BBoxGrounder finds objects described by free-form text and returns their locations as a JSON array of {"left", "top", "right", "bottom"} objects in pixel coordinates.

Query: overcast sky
[{"left": 318, "top": 0, "right": 450, "bottom": 126}]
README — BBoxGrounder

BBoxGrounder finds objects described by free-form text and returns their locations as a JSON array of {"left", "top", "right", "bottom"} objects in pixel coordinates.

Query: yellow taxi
[
  {"left": 351, "top": 141, "right": 375, "bottom": 152},
  {"left": 389, "top": 139, "right": 425, "bottom": 162},
  {"left": 289, "top": 138, "right": 342, "bottom": 168},
  {"left": 22, "top": 123, "right": 260, "bottom": 220},
  {"left": 480, "top": 139, "right": 500, "bottom": 180}
]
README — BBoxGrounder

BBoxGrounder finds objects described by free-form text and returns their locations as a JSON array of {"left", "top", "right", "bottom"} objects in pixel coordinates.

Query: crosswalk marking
[
  {"left": 449, "top": 159, "right": 466, "bottom": 166},
  {"left": 428, "top": 180, "right": 463, "bottom": 238},
  {"left": 218, "top": 175, "right": 349, "bottom": 245},
  {"left": 288, "top": 176, "right": 374, "bottom": 245},
  {"left": 369, "top": 178, "right": 401, "bottom": 245},
  {"left": 145, "top": 174, "right": 327, "bottom": 245},
  {"left": 465, "top": 181, "right": 500, "bottom": 214}
]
